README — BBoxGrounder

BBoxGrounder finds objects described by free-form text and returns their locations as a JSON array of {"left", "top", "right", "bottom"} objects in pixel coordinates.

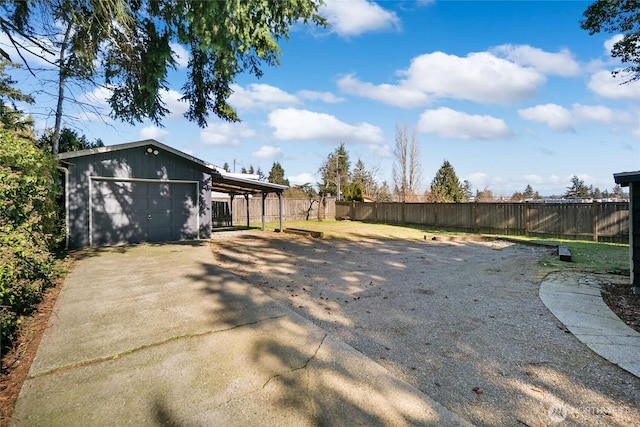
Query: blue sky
[{"left": 5, "top": 0, "right": 640, "bottom": 197}]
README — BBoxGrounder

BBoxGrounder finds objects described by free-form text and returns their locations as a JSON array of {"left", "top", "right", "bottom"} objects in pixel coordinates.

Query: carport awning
[{"left": 211, "top": 172, "right": 288, "bottom": 195}]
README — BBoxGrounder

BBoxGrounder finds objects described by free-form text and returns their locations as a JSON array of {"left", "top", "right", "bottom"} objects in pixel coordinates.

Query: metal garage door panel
[
  {"left": 91, "top": 180, "right": 198, "bottom": 246},
  {"left": 92, "top": 180, "right": 144, "bottom": 246}
]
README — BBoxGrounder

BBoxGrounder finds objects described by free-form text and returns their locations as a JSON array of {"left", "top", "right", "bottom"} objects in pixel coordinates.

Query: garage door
[{"left": 90, "top": 179, "right": 198, "bottom": 246}]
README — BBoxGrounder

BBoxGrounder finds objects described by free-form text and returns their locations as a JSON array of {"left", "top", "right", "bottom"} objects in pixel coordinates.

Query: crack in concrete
[
  {"left": 27, "top": 315, "right": 287, "bottom": 380},
  {"left": 209, "top": 333, "right": 329, "bottom": 411},
  {"left": 262, "top": 333, "right": 328, "bottom": 389}
]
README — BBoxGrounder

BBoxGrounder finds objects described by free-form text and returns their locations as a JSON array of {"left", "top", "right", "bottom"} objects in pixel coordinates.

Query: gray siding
[{"left": 64, "top": 145, "right": 212, "bottom": 248}]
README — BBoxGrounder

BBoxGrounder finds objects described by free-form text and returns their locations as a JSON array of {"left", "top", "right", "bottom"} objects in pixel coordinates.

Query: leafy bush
[{"left": 0, "top": 129, "right": 62, "bottom": 353}]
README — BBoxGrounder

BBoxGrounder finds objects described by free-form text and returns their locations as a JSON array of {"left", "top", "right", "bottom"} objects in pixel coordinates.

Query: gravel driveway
[{"left": 210, "top": 230, "right": 640, "bottom": 426}]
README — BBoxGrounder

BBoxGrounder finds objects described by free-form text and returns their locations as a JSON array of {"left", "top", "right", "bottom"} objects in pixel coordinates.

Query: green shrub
[{"left": 0, "top": 129, "right": 62, "bottom": 353}]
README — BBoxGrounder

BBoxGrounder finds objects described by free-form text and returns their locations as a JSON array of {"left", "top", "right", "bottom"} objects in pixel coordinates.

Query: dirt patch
[
  {"left": 211, "top": 231, "right": 640, "bottom": 427},
  {"left": 602, "top": 281, "right": 640, "bottom": 334}
]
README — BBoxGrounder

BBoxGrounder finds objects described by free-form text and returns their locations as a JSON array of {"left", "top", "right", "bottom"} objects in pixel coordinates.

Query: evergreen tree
[
  {"left": 343, "top": 182, "right": 364, "bottom": 202},
  {"left": 564, "top": 175, "right": 590, "bottom": 199},
  {"left": 0, "top": 60, "right": 33, "bottom": 133},
  {"left": 268, "top": 162, "right": 289, "bottom": 186},
  {"left": 612, "top": 184, "right": 627, "bottom": 199},
  {"left": 377, "top": 181, "right": 393, "bottom": 202},
  {"left": 222, "top": 162, "right": 230, "bottom": 173},
  {"left": 523, "top": 185, "right": 535, "bottom": 199},
  {"left": 430, "top": 160, "right": 464, "bottom": 203},
  {"left": 352, "top": 158, "right": 379, "bottom": 197},
  {"left": 1, "top": 1, "right": 326, "bottom": 154},
  {"left": 318, "top": 143, "right": 350, "bottom": 199},
  {"left": 461, "top": 180, "right": 473, "bottom": 201},
  {"left": 591, "top": 187, "right": 604, "bottom": 199},
  {"left": 38, "top": 127, "right": 104, "bottom": 153}
]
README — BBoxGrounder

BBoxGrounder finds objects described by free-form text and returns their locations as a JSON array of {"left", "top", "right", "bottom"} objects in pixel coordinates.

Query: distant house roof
[
  {"left": 56, "top": 139, "right": 287, "bottom": 195},
  {"left": 613, "top": 171, "right": 640, "bottom": 187}
]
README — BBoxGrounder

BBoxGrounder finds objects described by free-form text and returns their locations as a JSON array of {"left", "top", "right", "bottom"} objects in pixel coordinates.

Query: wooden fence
[
  {"left": 212, "top": 196, "right": 336, "bottom": 227},
  {"left": 336, "top": 201, "right": 630, "bottom": 243}
]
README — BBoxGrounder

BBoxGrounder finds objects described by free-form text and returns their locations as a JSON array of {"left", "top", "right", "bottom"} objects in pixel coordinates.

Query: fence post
[
  {"left": 434, "top": 203, "right": 438, "bottom": 229},
  {"left": 525, "top": 202, "right": 530, "bottom": 236},
  {"left": 592, "top": 201, "right": 599, "bottom": 242},
  {"left": 474, "top": 201, "right": 479, "bottom": 234}
]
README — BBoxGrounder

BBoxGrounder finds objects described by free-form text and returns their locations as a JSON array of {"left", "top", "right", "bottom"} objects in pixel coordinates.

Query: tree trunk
[{"left": 51, "top": 21, "right": 73, "bottom": 155}]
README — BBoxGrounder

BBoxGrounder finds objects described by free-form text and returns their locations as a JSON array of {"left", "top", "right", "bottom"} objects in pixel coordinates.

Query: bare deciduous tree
[{"left": 392, "top": 123, "right": 422, "bottom": 202}]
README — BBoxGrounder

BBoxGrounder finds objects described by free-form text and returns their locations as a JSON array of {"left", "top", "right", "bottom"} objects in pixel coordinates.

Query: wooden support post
[
  {"left": 244, "top": 193, "right": 250, "bottom": 228},
  {"left": 592, "top": 201, "right": 599, "bottom": 242},
  {"left": 278, "top": 192, "right": 284, "bottom": 232},
  {"left": 262, "top": 192, "right": 267, "bottom": 231},
  {"left": 229, "top": 194, "right": 235, "bottom": 227}
]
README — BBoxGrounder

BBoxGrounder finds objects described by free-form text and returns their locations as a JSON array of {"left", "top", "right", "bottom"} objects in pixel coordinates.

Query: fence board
[
  {"left": 214, "top": 196, "right": 337, "bottom": 225},
  {"left": 335, "top": 201, "right": 629, "bottom": 243}
]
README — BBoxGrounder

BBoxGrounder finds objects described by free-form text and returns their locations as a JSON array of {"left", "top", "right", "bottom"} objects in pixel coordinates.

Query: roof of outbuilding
[
  {"left": 56, "top": 139, "right": 287, "bottom": 195},
  {"left": 613, "top": 171, "right": 640, "bottom": 187}
]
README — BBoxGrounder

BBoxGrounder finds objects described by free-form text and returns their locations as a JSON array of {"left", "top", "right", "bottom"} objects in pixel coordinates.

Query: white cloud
[
  {"left": 491, "top": 44, "right": 581, "bottom": 77},
  {"left": 465, "top": 172, "right": 489, "bottom": 189},
  {"left": 321, "top": 0, "right": 401, "bottom": 37},
  {"left": 161, "top": 89, "right": 189, "bottom": 118},
  {"left": 268, "top": 108, "right": 384, "bottom": 144},
  {"left": 170, "top": 43, "right": 189, "bottom": 68},
  {"left": 229, "top": 85, "right": 343, "bottom": 110},
  {"left": 139, "top": 125, "right": 168, "bottom": 140},
  {"left": 339, "top": 51, "right": 545, "bottom": 107},
  {"left": 587, "top": 70, "right": 640, "bottom": 99},
  {"left": 252, "top": 145, "right": 282, "bottom": 160},
  {"left": 417, "top": 107, "right": 512, "bottom": 140},
  {"left": 80, "top": 86, "right": 112, "bottom": 108},
  {"left": 604, "top": 34, "right": 624, "bottom": 57},
  {"left": 229, "top": 83, "right": 300, "bottom": 110},
  {"left": 519, "top": 102, "right": 630, "bottom": 133},
  {"left": 288, "top": 172, "right": 316, "bottom": 186},
  {"left": 80, "top": 87, "right": 188, "bottom": 119},
  {"left": 297, "top": 90, "right": 344, "bottom": 103},
  {"left": 369, "top": 143, "right": 392, "bottom": 158},
  {"left": 0, "top": 32, "right": 56, "bottom": 67},
  {"left": 337, "top": 74, "right": 430, "bottom": 108},
  {"left": 200, "top": 122, "right": 256, "bottom": 146},
  {"left": 571, "top": 103, "right": 615, "bottom": 124},
  {"left": 523, "top": 174, "right": 544, "bottom": 184},
  {"left": 518, "top": 104, "right": 574, "bottom": 132},
  {"left": 401, "top": 52, "right": 544, "bottom": 104}
]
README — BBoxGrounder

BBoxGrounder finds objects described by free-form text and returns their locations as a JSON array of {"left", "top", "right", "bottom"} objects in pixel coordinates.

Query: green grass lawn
[{"left": 251, "top": 219, "right": 630, "bottom": 273}]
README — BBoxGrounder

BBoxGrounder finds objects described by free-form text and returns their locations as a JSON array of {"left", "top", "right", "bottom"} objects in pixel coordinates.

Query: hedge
[{"left": 0, "top": 129, "right": 62, "bottom": 354}]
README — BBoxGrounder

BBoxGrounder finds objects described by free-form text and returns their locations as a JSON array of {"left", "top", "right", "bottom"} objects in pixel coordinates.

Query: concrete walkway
[
  {"left": 11, "top": 242, "right": 470, "bottom": 426},
  {"left": 540, "top": 272, "right": 640, "bottom": 378}
]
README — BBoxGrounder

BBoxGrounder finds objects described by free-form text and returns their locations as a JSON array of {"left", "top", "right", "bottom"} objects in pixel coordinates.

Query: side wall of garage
[{"left": 64, "top": 145, "right": 212, "bottom": 248}]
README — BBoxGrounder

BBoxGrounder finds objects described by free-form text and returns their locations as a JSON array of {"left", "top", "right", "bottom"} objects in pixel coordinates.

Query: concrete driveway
[{"left": 11, "top": 241, "right": 469, "bottom": 426}]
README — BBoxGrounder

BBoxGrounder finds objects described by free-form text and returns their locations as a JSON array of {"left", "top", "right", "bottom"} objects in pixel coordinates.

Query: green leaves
[
  {"left": 582, "top": 0, "right": 640, "bottom": 82},
  {"left": 0, "top": 129, "right": 62, "bottom": 353},
  {"left": 430, "top": 160, "right": 464, "bottom": 203},
  {"left": 1, "top": 0, "right": 327, "bottom": 128}
]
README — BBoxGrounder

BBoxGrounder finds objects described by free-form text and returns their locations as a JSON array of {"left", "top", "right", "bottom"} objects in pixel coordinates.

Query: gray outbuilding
[
  {"left": 57, "top": 139, "right": 286, "bottom": 249},
  {"left": 613, "top": 170, "right": 639, "bottom": 289}
]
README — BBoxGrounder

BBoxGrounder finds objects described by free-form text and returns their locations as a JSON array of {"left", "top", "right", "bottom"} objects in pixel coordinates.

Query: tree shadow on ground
[{"left": 204, "top": 231, "right": 640, "bottom": 427}]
